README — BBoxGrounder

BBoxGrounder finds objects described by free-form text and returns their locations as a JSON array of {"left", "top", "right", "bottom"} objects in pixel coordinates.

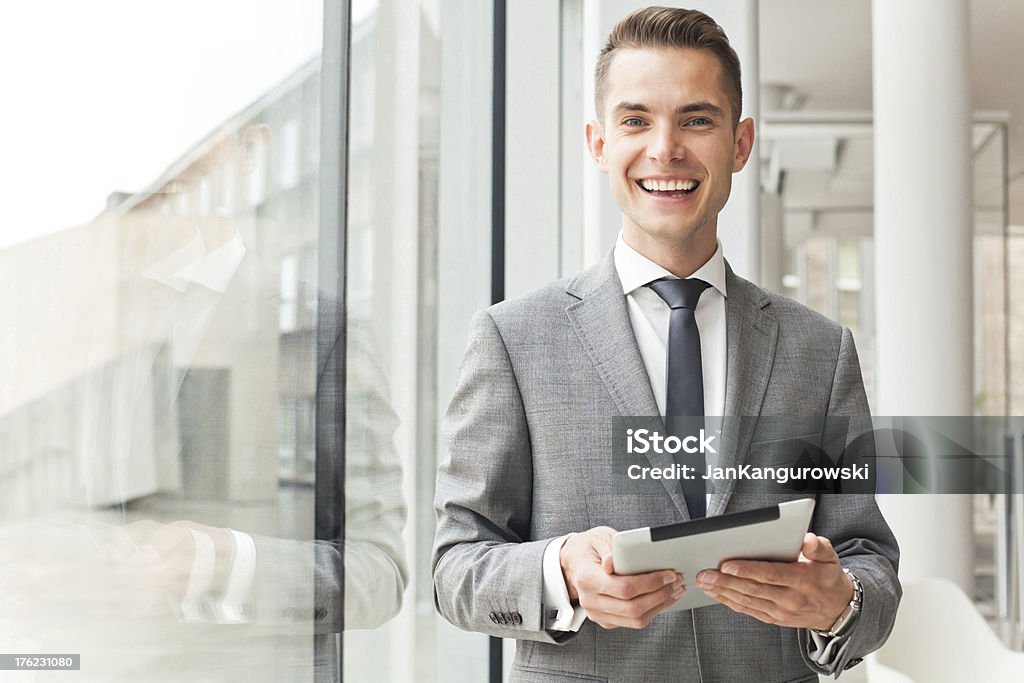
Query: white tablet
[{"left": 611, "top": 498, "right": 816, "bottom": 612}]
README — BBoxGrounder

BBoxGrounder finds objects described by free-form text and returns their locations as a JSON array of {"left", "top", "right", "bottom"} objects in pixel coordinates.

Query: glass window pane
[
  {"left": 340, "top": 0, "right": 494, "bottom": 680},
  {"left": 0, "top": 2, "right": 330, "bottom": 680}
]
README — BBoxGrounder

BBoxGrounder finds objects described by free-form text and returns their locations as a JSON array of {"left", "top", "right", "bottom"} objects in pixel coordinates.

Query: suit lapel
[
  {"left": 565, "top": 254, "right": 692, "bottom": 520},
  {"left": 708, "top": 266, "right": 779, "bottom": 516}
]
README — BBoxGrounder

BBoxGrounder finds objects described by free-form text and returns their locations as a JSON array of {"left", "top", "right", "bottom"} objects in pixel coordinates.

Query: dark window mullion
[
  {"left": 490, "top": 0, "right": 507, "bottom": 681},
  {"left": 317, "top": 0, "right": 352, "bottom": 680}
]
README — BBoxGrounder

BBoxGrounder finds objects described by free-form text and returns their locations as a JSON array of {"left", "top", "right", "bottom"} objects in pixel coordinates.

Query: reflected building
[{"left": 0, "top": 25, "right": 374, "bottom": 515}]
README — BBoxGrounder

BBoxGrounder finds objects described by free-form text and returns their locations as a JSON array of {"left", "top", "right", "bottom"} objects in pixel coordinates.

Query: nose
[{"left": 647, "top": 124, "right": 686, "bottom": 164}]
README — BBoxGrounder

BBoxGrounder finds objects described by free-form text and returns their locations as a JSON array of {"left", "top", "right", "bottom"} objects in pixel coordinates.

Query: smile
[{"left": 636, "top": 178, "right": 700, "bottom": 196}]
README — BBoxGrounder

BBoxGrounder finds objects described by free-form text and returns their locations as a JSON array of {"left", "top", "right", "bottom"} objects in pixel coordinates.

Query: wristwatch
[{"left": 812, "top": 568, "right": 862, "bottom": 638}]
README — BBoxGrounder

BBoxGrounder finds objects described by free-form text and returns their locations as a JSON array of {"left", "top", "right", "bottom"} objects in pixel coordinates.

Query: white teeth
[{"left": 640, "top": 179, "right": 698, "bottom": 192}]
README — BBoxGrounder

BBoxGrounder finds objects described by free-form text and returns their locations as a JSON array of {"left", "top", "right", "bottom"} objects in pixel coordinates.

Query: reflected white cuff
[
  {"left": 541, "top": 534, "right": 588, "bottom": 632},
  {"left": 181, "top": 528, "right": 215, "bottom": 621},
  {"left": 215, "top": 529, "right": 256, "bottom": 623}
]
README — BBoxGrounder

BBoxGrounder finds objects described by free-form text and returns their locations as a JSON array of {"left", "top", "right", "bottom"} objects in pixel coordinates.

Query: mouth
[{"left": 636, "top": 178, "right": 701, "bottom": 198}]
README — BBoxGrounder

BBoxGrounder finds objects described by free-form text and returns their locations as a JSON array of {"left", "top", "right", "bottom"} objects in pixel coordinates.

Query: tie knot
[{"left": 647, "top": 278, "right": 710, "bottom": 310}]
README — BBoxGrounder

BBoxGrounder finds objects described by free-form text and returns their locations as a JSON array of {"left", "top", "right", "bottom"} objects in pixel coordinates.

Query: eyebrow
[{"left": 611, "top": 101, "right": 726, "bottom": 119}]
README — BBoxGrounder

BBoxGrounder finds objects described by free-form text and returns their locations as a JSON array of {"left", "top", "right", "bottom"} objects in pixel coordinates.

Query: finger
[
  {"left": 122, "top": 520, "right": 163, "bottom": 544},
  {"left": 589, "top": 596, "right": 676, "bottom": 630},
  {"left": 585, "top": 581, "right": 684, "bottom": 629},
  {"left": 146, "top": 525, "right": 195, "bottom": 557},
  {"left": 704, "top": 581, "right": 782, "bottom": 618},
  {"left": 583, "top": 574, "right": 684, "bottom": 616},
  {"left": 601, "top": 552, "right": 615, "bottom": 575},
  {"left": 698, "top": 570, "right": 791, "bottom": 604},
  {"left": 801, "top": 534, "right": 839, "bottom": 563},
  {"left": 588, "top": 568, "right": 680, "bottom": 600},
  {"left": 716, "top": 560, "right": 794, "bottom": 587},
  {"left": 707, "top": 589, "right": 779, "bottom": 625},
  {"left": 584, "top": 526, "right": 616, "bottom": 561}
]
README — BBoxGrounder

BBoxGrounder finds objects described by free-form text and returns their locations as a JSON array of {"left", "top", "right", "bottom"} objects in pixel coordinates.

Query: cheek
[
  {"left": 606, "top": 141, "right": 642, "bottom": 172},
  {"left": 696, "top": 139, "right": 736, "bottom": 169}
]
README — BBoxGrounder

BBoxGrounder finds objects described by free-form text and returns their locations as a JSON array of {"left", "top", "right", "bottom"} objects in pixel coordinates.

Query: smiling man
[{"left": 433, "top": 7, "right": 900, "bottom": 682}]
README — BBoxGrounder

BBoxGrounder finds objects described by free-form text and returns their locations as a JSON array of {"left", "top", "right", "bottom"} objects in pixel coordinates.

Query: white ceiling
[{"left": 759, "top": 0, "right": 1024, "bottom": 225}]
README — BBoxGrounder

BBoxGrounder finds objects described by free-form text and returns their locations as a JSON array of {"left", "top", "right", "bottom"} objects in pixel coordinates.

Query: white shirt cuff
[
  {"left": 180, "top": 528, "right": 216, "bottom": 621},
  {"left": 541, "top": 534, "right": 588, "bottom": 632},
  {"left": 806, "top": 626, "right": 847, "bottom": 663},
  {"left": 215, "top": 529, "right": 256, "bottom": 623},
  {"left": 179, "top": 528, "right": 256, "bottom": 623}
]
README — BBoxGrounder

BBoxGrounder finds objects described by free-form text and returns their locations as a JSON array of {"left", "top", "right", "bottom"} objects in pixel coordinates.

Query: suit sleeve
[
  {"left": 800, "top": 327, "right": 902, "bottom": 678},
  {"left": 432, "top": 310, "right": 563, "bottom": 643}
]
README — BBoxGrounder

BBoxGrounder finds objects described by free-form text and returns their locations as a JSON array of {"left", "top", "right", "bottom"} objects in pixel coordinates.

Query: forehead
[{"left": 602, "top": 47, "right": 728, "bottom": 115}]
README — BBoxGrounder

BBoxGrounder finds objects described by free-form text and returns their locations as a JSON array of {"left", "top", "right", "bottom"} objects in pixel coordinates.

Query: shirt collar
[{"left": 613, "top": 233, "right": 728, "bottom": 298}]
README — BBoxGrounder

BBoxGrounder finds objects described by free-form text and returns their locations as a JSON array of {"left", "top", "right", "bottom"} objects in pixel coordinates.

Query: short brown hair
[{"left": 594, "top": 6, "right": 742, "bottom": 126}]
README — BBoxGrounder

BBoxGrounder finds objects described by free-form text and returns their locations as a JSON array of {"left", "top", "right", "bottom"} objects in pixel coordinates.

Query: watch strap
[{"left": 812, "top": 568, "right": 862, "bottom": 638}]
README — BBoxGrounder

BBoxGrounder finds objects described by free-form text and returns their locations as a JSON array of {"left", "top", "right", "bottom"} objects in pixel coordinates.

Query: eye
[
  {"left": 686, "top": 117, "right": 713, "bottom": 127},
  {"left": 622, "top": 117, "right": 646, "bottom": 127}
]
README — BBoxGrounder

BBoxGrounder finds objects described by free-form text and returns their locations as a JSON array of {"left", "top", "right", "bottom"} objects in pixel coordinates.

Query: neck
[{"left": 621, "top": 227, "right": 717, "bottom": 278}]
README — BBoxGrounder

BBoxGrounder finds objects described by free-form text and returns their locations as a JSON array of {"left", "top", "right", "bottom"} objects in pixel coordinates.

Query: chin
[{"left": 645, "top": 223, "right": 705, "bottom": 245}]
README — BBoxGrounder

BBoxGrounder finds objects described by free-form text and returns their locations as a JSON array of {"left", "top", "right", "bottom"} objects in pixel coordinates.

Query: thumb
[
  {"left": 802, "top": 533, "right": 838, "bottom": 563},
  {"left": 601, "top": 551, "right": 616, "bottom": 575}
]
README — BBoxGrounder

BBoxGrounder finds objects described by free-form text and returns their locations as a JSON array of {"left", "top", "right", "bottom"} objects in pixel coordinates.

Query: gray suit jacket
[{"left": 432, "top": 253, "right": 900, "bottom": 683}]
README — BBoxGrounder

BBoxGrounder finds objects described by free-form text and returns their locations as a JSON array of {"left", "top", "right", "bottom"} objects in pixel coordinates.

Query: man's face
[{"left": 587, "top": 47, "right": 754, "bottom": 258}]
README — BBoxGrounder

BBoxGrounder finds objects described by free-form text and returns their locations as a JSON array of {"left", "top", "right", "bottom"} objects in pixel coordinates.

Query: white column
[
  {"left": 505, "top": 0, "right": 562, "bottom": 296},
  {"left": 872, "top": 0, "right": 974, "bottom": 592},
  {"left": 432, "top": 2, "right": 495, "bottom": 681},
  {"left": 760, "top": 192, "right": 785, "bottom": 293}
]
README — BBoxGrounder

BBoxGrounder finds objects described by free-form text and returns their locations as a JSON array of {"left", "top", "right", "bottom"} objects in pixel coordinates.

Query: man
[{"left": 433, "top": 6, "right": 899, "bottom": 682}]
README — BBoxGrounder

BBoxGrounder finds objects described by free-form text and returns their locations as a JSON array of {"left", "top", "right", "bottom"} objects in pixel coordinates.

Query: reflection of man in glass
[
  {"left": 0, "top": 316, "right": 406, "bottom": 682},
  {"left": 124, "top": 319, "right": 408, "bottom": 632},
  {"left": 433, "top": 7, "right": 899, "bottom": 681},
  {"left": 128, "top": 314, "right": 407, "bottom": 629}
]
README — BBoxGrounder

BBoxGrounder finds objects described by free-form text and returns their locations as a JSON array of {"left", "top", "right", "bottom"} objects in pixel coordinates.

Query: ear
[
  {"left": 731, "top": 117, "right": 755, "bottom": 173},
  {"left": 585, "top": 120, "right": 609, "bottom": 173}
]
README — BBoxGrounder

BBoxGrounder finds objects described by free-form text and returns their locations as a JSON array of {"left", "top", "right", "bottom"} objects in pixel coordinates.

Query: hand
[
  {"left": 115, "top": 521, "right": 199, "bottom": 611},
  {"left": 560, "top": 526, "right": 684, "bottom": 629},
  {"left": 115, "top": 520, "right": 233, "bottom": 614},
  {"left": 696, "top": 533, "right": 854, "bottom": 631},
  {"left": 0, "top": 520, "right": 231, "bottom": 622}
]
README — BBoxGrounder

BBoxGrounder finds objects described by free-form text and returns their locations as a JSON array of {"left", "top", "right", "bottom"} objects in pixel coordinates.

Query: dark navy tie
[{"left": 648, "top": 278, "right": 711, "bottom": 518}]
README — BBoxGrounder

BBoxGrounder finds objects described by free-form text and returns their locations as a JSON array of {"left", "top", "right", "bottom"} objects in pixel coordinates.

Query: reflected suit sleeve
[{"left": 249, "top": 322, "right": 408, "bottom": 631}]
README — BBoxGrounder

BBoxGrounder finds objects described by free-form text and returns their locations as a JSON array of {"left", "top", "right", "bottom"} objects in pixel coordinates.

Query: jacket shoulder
[
  {"left": 486, "top": 277, "right": 575, "bottom": 320},
  {"left": 765, "top": 288, "right": 842, "bottom": 334},
  {"left": 730, "top": 271, "right": 846, "bottom": 354},
  {"left": 483, "top": 255, "right": 616, "bottom": 331}
]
